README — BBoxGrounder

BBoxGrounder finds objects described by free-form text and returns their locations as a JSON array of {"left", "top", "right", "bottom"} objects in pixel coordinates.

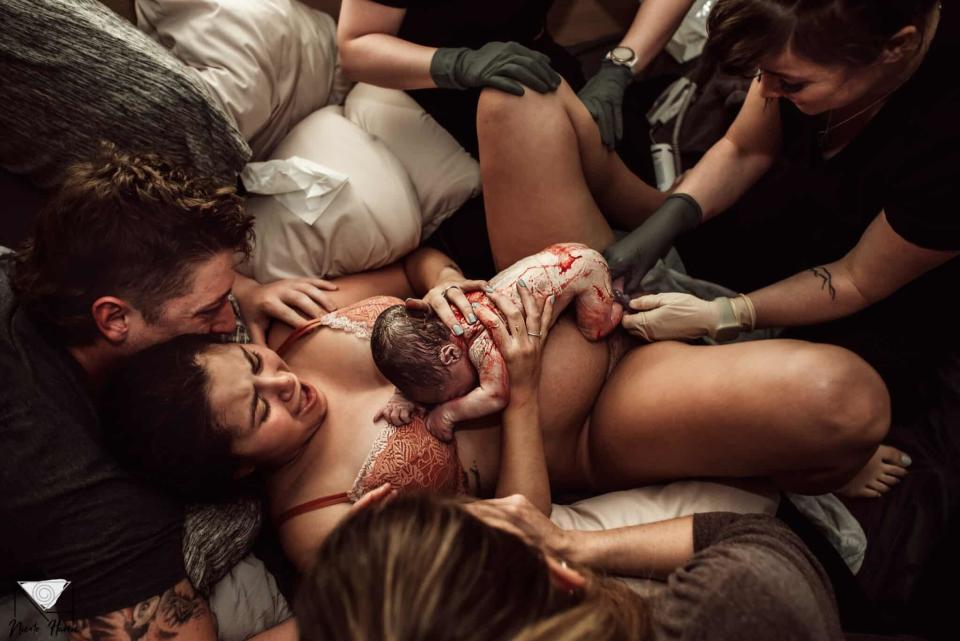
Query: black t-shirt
[
  {"left": 0, "top": 259, "right": 184, "bottom": 618},
  {"left": 773, "top": 6, "right": 960, "bottom": 344},
  {"left": 373, "top": 0, "right": 553, "bottom": 49}
]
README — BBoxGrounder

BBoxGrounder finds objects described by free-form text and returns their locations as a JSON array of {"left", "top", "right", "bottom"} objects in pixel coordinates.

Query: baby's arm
[
  {"left": 425, "top": 335, "right": 508, "bottom": 441},
  {"left": 374, "top": 389, "right": 426, "bottom": 426}
]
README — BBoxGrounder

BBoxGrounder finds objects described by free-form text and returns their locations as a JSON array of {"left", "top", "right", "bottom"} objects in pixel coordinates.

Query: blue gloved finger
[
  {"left": 486, "top": 75, "right": 526, "bottom": 96},
  {"left": 496, "top": 62, "right": 552, "bottom": 93}
]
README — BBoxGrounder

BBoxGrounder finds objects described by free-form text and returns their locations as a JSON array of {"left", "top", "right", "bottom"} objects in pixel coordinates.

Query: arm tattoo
[
  {"left": 809, "top": 267, "right": 837, "bottom": 301},
  {"left": 67, "top": 580, "right": 210, "bottom": 641}
]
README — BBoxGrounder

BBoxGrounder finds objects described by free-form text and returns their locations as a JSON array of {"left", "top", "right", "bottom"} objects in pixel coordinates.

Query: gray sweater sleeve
[{"left": 652, "top": 513, "right": 845, "bottom": 641}]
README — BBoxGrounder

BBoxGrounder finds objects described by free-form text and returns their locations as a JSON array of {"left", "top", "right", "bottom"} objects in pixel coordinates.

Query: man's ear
[
  {"left": 439, "top": 342, "right": 463, "bottom": 366},
  {"left": 881, "top": 25, "right": 921, "bottom": 63},
  {"left": 91, "top": 296, "right": 134, "bottom": 344}
]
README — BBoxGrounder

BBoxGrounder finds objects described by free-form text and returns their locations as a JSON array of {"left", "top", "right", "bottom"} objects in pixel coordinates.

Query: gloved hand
[
  {"left": 430, "top": 41, "right": 561, "bottom": 96},
  {"left": 621, "top": 292, "right": 756, "bottom": 342},
  {"left": 603, "top": 193, "right": 703, "bottom": 293},
  {"left": 578, "top": 60, "right": 633, "bottom": 149}
]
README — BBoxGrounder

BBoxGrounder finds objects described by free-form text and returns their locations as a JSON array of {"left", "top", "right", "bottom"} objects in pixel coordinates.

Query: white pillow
[
  {"left": 135, "top": 0, "right": 349, "bottom": 159},
  {"left": 344, "top": 83, "right": 481, "bottom": 237},
  {"left": 550, "top": 480, "right": 779, "bottom": 593},
  {"left": 240, "top": 106, "right": 423, "bottom": 281}
]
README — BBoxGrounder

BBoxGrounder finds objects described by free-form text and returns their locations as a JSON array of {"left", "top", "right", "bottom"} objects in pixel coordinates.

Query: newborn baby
[{"left": 371, "top": 243, "right": 623, "bottom": 441}]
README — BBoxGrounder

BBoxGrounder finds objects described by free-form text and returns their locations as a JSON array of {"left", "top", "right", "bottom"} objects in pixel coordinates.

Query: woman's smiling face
[{"left": 200, "top": 344, "right": 326, "bottom": 467}]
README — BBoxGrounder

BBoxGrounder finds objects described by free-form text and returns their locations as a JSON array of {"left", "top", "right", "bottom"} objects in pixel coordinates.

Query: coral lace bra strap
[
  {"left": 275, "top": 318, "right": 327, "bottom": 357},
  {"left": 275, "top": 492, "right": 351, "bottom": 527}
]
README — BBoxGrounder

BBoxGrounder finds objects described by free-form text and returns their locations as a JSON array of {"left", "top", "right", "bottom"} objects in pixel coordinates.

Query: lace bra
[{"left": 274, "top": 296, "right": 469, "bottom": 526}]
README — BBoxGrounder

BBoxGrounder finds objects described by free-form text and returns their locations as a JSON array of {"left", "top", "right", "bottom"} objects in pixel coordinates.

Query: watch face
[{"left": 611, "top": 46, "right": 635, "bottom": 63}]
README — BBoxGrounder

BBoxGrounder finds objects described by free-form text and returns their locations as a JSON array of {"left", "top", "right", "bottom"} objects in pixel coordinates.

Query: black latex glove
[
  {"left": 578, "top": 60, "right": 633, "bottom": 149},
  {"left": 430, "top": 41, "right": 561, "bottom": 96},
  {"left": 603, "top": 194, "right": 703, "bottom": 293}
]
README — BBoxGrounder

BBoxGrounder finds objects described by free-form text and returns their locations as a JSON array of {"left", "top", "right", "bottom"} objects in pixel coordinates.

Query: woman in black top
[
  {"left": 603, "top": 0, "right": 955, "bottom": 497},
  {"left": 336, "top": 0, "right": 696, "bottom": 156}
]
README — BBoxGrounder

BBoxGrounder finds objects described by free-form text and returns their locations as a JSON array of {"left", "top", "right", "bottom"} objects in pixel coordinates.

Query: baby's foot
[{"left": 838, "top": 444, "right": 911, "bottom": 498}]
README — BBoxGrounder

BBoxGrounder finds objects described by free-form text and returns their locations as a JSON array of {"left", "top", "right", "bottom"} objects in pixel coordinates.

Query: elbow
[{"left": 337, "top": 37, "right": 364, "bottom": 82}]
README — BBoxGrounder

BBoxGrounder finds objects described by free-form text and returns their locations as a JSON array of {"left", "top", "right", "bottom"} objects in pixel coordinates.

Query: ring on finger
[
  {"left": 527, "top": 331, "right": 542, "bottom": 337},
  {"left": 443, "top": 284, "right": 462, "bottom": 297}
]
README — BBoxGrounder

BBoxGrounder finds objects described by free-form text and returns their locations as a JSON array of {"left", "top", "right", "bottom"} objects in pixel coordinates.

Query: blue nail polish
[
  {"left": 471, "top": 302, "right": 480, "bottom": 308},
  {"left": 453, "top": 324, "right": 464, "bottom": 336},
  {"left": 518, "top": 278, "right": 527, "bottom": 288},
  {"left": 467, "top": 313, "right": 478, "bottom": 324}
]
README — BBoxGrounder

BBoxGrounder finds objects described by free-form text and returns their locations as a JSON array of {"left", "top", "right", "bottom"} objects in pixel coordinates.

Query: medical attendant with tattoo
[{"left": 603, "top": 0, "right": 957, "bottom": 498}]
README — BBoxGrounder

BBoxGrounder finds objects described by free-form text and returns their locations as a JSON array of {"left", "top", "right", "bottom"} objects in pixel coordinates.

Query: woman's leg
[
  {"left": 476, "top": 83, "right": 664, "bottom": 270},
  {"left": 583, "top": 339, "right": 891, "bottom": 494}
]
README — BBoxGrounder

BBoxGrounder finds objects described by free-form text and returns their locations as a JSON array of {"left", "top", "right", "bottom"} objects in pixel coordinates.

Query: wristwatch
[
  {"left": 604, "top": 46, "right": 638, "bottom": 70},
  {"left": 712, "top": 298, "right": 742, "bottom": 342}
]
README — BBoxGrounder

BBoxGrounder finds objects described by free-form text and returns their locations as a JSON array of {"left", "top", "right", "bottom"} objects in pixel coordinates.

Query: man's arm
[{"left": 67, "top": 579, "right": 216, "bottom": 641}]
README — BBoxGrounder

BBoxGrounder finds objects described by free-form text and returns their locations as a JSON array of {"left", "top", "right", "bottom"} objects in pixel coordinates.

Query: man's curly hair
[{"left": 12, "top": 144, "right": 254, "bottom": 345}]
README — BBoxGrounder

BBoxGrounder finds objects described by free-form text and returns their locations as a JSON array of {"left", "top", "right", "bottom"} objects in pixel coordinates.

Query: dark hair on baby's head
[
  {"left": 101, "top": 334, "right": 237, "bottom": 500},
  {"left": 371, "top": 305, "right": 454, "bottom": 397}
]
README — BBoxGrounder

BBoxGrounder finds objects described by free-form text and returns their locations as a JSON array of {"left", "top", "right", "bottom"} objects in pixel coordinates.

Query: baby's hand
[
  {"left": 425, "top": 409, "right": 456, "bottom": 442},
  {"left": 374, "top": 392, "right": 424, "bottom": 426}
]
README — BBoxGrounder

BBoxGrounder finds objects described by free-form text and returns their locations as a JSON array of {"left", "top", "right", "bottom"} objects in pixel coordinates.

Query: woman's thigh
[{"left": 585, "top": 338, "right": 891, "bottom": 491}]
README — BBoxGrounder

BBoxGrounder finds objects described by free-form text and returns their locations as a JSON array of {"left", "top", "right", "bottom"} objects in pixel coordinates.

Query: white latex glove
[{"left": 621, "top": 293, "right": 755, "bottom": 342}]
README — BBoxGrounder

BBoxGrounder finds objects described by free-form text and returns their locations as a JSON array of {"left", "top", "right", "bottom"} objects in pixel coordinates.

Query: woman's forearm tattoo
[{"left": 809, "top": 267, "right": 837, "bottom": 300}]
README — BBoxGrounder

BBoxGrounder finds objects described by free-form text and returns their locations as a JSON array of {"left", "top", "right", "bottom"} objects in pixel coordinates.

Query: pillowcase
[
  {"left": 136, "top": 0, "right": 348, "bottom": 159},
  {"left": 344, "top": 83, "right": 481, "bottom": 237},
  {"left": 239, "top": 106, "right": 423, "bottom": 281}
]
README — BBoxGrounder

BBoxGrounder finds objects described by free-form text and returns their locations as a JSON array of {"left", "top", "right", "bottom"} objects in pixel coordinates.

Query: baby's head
[{"left": 372, "top": 305, "right": 478, "bottom": 404}]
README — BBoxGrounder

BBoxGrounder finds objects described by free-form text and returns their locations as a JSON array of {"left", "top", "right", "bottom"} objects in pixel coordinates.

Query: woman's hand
[
  {"left": 474, "top": 283, "right": 556, "bottom": 402},
  {"left": 464, "top": 495, "right": 575, "bottom": 558},
  {"left": 431, "top": 42, "right": 561, "bottom": 96},
  {"left": 233, "top": 274, "right": 340, "bottom": 345},
  {"left": 406, "top": 274, "right": 488, "bottom": 336},
  {"left": 622, "top": 293, "right": 755, "bottom": 342}
]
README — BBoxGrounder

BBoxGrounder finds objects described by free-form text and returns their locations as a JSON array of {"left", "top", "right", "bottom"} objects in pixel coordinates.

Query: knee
[
  {"left": 786, "top": 345, "right": 890, "bottom": 453},
  {"left": 476, "top": 85, "right": 563, "bottom": 134}
]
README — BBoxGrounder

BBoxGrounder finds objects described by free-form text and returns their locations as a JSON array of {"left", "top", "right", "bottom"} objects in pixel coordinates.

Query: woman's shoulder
[{"left": 268, "top": 295, "right": 404, "bottom": 350}]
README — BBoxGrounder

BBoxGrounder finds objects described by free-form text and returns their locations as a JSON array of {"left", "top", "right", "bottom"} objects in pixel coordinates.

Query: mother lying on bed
[{"left": 102, "top": 80, "right": 891, "bottom": 574}]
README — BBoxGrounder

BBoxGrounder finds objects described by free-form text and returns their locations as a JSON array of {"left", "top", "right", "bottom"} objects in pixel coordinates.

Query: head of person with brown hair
[
  {"left": 11, "top": 143, "right": 254, "bottom": 362},
  {"left": 371, "top": 304, "right": 479, "bottom": 405},
  {"left": 704, "top": 0, "right": 941, "bottom": 115},
  {"left": 295, "top": 493, "right": 650, "bottom": 641}
]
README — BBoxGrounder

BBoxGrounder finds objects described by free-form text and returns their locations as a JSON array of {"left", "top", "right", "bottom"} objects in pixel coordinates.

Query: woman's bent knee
[{"left": 786, "top": 344, "right": 890, "bottom": 453}]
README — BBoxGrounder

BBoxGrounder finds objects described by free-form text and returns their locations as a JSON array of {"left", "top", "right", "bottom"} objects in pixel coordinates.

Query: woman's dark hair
[
  {"left": 12, "top": 144, "right": 254, "bottom": 346},
  {"left": 704, "top": 0, "right": 939, "bottom": 75},
  {"left": 101, "top": 334, "right": 238, "bottom": 500},
  {"left": 297, "top": 493, "right": 650, "bottom": 641}
]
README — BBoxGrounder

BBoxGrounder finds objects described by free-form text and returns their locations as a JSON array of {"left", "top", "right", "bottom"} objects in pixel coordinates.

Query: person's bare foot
[{"left": 838, "top": 444, "right": 911, "bottom": 498}]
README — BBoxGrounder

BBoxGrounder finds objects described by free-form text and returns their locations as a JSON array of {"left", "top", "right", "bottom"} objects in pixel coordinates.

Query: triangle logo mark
[{"left": 17, "top": 580, "right": 71, "bottom": 611}]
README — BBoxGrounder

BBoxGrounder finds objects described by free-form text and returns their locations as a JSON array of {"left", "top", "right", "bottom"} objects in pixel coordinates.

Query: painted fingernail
[
  {"left": 901, "top": 453, "right": 912, "bottom": 467},
  {"left": 484, "top": 286, "right": 495, "bottom": 293},
  {"left": 518, "top": 278, "right": 527, "bottom": 288},
  {"left": 471, "top": 302, "right": 480, "bottom": 308},
  {"left": 548, "top": 295, "right": 556, "bottom": 304},
  {"left": 452, "top": 324, "right": 464, "bottom": 336},
  {"left": 467, "top": 313, "right": 478, "bottom": 324}
]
